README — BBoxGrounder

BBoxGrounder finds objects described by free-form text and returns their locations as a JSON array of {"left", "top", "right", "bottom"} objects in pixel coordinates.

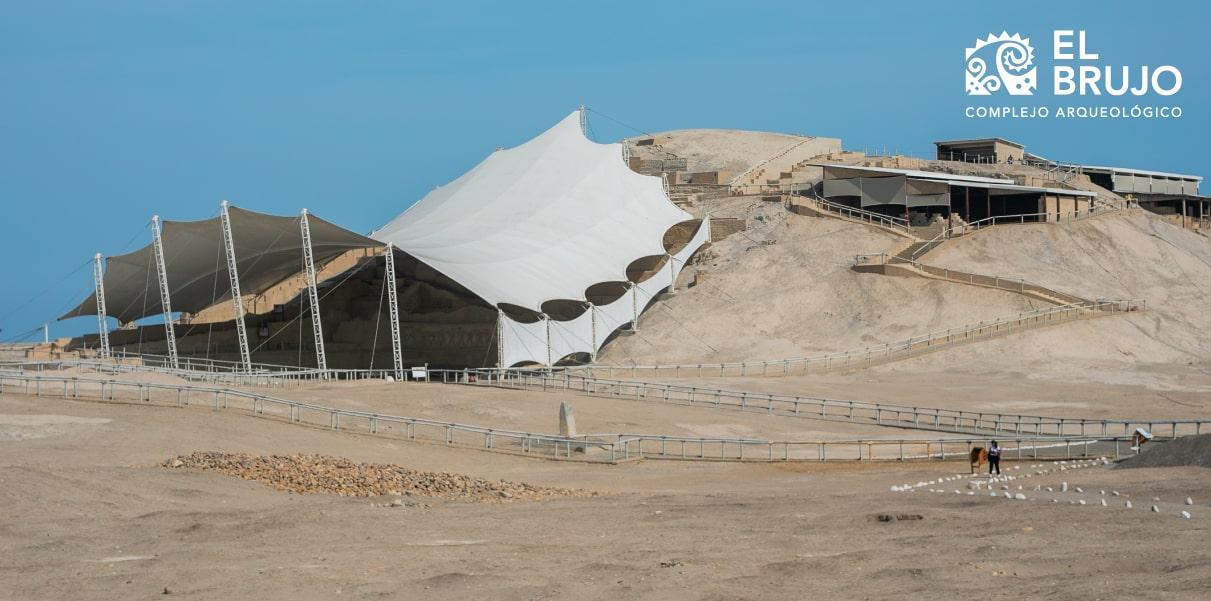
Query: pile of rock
[{"left": 163, "top": 451, "right": 594, "bottom": 502}]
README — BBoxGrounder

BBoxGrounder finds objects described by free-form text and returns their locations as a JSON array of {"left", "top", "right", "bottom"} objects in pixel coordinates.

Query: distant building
[
  {"left": 812, "top": 163, "right": 1095, "bottom": 226},
  {"left": 937, "top": 137, "right": 1208, "bottom": 229},
  {"left": 935, "top": 138, "right": 1025, "bottom": 164}
]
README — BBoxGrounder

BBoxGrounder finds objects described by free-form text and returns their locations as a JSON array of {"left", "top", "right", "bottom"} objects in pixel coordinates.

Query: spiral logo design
[{"left": 965, "top": 32, "right": 1037, "bottom": 96}]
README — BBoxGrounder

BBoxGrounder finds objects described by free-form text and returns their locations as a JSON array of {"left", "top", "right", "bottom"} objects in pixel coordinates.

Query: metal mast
[
  {"left": 382, "top": 243, "right": 404, "bottom": 381},
  {"left": 92, "top": 253, "right": 111, "bottom": 358},
  {"left": 151, "top": 216, "right": 180, "bottom": 369},
  {"left": 219, "top": 201, "right": 253, "bottom": 373},
  {"left": 299, "top": 209, "right": 328, "bottom": 374}
]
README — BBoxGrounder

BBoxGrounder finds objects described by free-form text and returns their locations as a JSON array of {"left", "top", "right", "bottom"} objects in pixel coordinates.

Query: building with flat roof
[
  {"left": 813, "top": 163, "right": 1095, "bottom": 227},
  {"left": 1047, "top": 163, "right": 1205, "bottom": 229},
  {"left": 935, "top": 138, "right": 1025, "bottom": 164},
  {"left": 938, "top": 136, "right": 1208, "bottom": 228}
]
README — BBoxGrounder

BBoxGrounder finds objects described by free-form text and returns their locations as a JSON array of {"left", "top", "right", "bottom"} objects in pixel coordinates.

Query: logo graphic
[{"left": 965, "top": 32, "right": 1037, "bottom": 96}]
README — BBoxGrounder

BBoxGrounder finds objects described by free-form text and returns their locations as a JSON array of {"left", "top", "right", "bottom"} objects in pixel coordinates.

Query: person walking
[{"left": 988, "top": 440, "right": 1002, "bottom": 475}]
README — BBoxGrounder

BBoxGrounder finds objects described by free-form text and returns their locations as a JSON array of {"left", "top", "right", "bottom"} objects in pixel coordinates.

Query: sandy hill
[
  {"left": 600, "top": 199, "right": 1211, "bottom": 386},
  {"left": 597, "top": 200, "right": 1040, "bottom": 366},
  {"left": 627, "top": 129, "right": 840, "bottom": 182},
  {"left": 918, "top": 210, "right": 1211, "bottom": 376}
]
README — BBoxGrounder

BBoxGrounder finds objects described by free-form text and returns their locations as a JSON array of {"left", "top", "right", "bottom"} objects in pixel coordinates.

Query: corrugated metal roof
[
  {"left": 933, "top": 137, "right": 1025, "bottom": 149},
  {"left": 813, "top": 163, "right": 1013, "bottom": 185},
  {"left": 957, "top": 181, "right": 1097, "bottom": 197},
  {"left": 1074, "top": 164, "right": 1202, "bottom": 182},
  {"left": 814, "top": 163, "right": 1096, "bottom": 197}
]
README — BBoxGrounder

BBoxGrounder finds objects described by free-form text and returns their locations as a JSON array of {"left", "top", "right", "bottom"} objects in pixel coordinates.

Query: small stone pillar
[{"left": 559, "top": 401, "right": 576, "bottom": 437}]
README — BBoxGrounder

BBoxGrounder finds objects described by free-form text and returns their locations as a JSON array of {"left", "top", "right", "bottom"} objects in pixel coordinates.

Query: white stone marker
[{"left": 559, "top": 401, "right": 576, "bottom": 437}]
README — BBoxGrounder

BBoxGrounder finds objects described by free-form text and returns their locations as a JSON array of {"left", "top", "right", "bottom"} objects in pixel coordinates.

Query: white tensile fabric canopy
[
  {"left": 373, "top": 111, "right": 695, "bottom": 311},
  {"left": 373, "top": 110, "right": 709, "bottom": 366}
]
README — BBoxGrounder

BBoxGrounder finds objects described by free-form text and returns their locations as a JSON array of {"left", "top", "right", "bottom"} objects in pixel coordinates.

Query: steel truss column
[
  {"left": 299, "top": 209, "right": 328, "bottom": 374},
  {"left": 92, "top": 253, "right": 111, "bottom": 358},
  {"left": 588, "top": 302, "right": 597, "bottom": 362},
  {"left": 219, "top": 200, "right": 253, "bottom": 373},
  {"left": 667, "top": 255, "right": 677, "bottom": 293},
  {"left": 496, "top": 309, "right": 505, "bottom": 368},
  {"left": 151, "top": 216, "right": 179, "bottom": 369},
  {"left": 382, "top": 243, "right": 404, "bottom": 381},
  {"left": 543, "top": 314, "right": 552, "bottom": 367},
  {"left": 630, "top": 282, "right": 639, "bottom": 331}
]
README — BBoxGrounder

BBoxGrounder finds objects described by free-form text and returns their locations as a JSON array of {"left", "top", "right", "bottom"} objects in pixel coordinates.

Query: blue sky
[{"left": 1, "top": 0, "right": 1207, "bottom": 341}]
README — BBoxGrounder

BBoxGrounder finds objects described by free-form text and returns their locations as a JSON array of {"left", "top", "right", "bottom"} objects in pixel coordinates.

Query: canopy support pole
[
  {"left": 630, "top": 283, "right": 639, "bottom": 332},
  {"left": 219, "top": 200, "right": 253, "bottom": 373},
  {"left": 543, "top": 314, "right": 552, "bottom": 369},
  {"left": 299, "top": 209, "right": 328, "bottom": 376},
  {"left": 151, "top": 216, "right": 180, "bottom": 370},
  {"left": 667, "top": 255, "right": 677, "bottom": 294},
  {"left": 92, "top": 253, "right": 111, "bottom": 358},
  {"left": 588, "top": 303, "right": 597, "bottom": 363},
  {"left": 383, "top": 243, "right": 404, "bottom": 381},
  {"left": 496, "top": 309, "right": 505, "bottom": 369}
]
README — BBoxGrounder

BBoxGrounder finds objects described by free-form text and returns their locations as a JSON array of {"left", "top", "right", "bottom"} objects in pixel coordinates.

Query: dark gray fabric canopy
[{"left": 61, "top": 205, "right": 380, "bottom": 324}]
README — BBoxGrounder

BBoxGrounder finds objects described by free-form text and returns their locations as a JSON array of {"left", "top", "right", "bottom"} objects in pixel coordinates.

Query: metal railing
[
  {"left": 793, "top": 192, "right": 911, "bottom": 233},
  {"left": 907, "top": 204, "right": 1124, "bottom": 263},
  {"left": 0, "top": 371, "right": 1151, "bottom": 463},
  {"left": 0, "top": 358, "right": 410, "bottom": 388},
  {"left": 568, "top": 299, "right": 1143, "bottom": 378},
  {"left": 114, "top": 350, "right": 310, "bottom": 375},
  {"left": 433, "top": 368, "right": 1206, "bottom": 441},
  {"left": 728, "top": 138, "right": 814, "bottom": 189},
  {"left": 613, "top": 435, "right": 1135, "bottom": 463},
  {"left": 0, "top": 371, "right": 608, "bottom": 461}
]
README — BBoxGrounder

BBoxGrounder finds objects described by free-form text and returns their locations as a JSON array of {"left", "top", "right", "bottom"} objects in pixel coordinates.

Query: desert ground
[
  {"left": 5, "top": 135, "right": 1211, "bottom": 599},
  {"left": 2, "top": 370, "right": 1209, "bottom": 600}
]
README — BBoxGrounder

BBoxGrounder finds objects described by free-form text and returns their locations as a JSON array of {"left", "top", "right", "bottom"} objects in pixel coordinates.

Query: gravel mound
[
  {"left": 1117, "top": 434, "right": 1211, "bottom": 469},
  {"left": 163, "top": 452, "right": 595, "bottom": 501}
]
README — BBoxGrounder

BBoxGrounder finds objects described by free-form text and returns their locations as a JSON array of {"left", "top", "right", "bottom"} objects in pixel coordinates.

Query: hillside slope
[
  {"left": 597, "top": 208, "right": 1040, "bottom": 366},
  {"left": 929, "top": 211, "right": 1211, "bottom": 359}
]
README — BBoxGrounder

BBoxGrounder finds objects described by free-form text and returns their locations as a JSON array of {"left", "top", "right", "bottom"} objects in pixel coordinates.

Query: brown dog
[{"left": 969, "top": 447, "right": 988, "bottom": 474}]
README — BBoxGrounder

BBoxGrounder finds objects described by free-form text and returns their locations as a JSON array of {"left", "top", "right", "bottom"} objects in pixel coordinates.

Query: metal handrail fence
[
  {"left": 0, "top": 371, "right": 1146, "bottom": 463},
  {"left": 612, "top": 435, "right": 1134, "bottom": 463},
  {"left": 1, "top": 357, "right": 425, "bottom": 388},
  {"left": 563, "top": 299, "right": 1143, "bottom": 378},
  {"left": 792, "top": 192, "right": 911, "bottom": 233},
  {"left": 907, "top": 204, "right": 1125, "bottom": 263},
  {"left": 433, "top": 368, "right": 1206, "bottom": 441},
  {"left": 0, "top": 371, "right": 605, "bottom": 461}
]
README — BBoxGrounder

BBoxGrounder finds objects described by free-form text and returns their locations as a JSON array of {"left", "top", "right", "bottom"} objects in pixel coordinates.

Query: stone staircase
[{"left": 890, "top": 241, "right": 933, "bottom": 264}]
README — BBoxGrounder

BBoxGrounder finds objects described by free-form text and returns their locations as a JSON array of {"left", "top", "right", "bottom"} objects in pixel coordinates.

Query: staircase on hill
[{"left": 890, "top": 241, "right": 933, "bottom": 264}]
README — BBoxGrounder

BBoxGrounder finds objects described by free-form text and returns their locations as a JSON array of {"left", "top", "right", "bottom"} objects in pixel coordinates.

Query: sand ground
[{"left": 2, "top": 388, "right": 1209, "bottom": 601}]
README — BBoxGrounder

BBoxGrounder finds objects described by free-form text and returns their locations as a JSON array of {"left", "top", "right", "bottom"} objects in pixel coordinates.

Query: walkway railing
[
  {"left": 792, "top": 192, "right": 911, "bottom": 233},
  {"left": 1, "top": 357, "right": 425, "bottom": 388},
  {"left": 433, "top": 368, "right": 1206, "bottom": 441},
  {"left": 567, "top": 299, "right": 1143, "bottom": 378},
  {"left": 907, "top": 204, "right": 1126, "bottom": 263},
  {"left": 0, "top": 371, "right": 1146, "bottom": 463}
]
